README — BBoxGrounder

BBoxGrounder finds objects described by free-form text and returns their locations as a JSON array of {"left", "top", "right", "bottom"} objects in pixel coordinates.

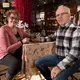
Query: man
[{"left": 35, "top": 5, "right": 80, "bottom": 80}]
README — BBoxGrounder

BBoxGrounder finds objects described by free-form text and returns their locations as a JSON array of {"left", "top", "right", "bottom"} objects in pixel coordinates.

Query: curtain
[{"left": 14, "top": 0, "right": 32, "bottom": 26}]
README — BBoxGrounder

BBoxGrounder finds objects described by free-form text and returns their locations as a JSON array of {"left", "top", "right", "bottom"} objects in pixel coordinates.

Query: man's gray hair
[{"left": 57, "top": 5, "right": 71, "bottom": 14}]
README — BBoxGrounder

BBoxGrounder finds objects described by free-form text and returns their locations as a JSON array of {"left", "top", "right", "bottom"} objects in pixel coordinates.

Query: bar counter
[{"left": 22, "top": 42, "right": 55, "bottom": 79}]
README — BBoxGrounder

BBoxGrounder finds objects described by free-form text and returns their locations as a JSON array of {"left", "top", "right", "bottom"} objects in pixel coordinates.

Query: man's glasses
[{"left": 56, "top": 12, "right": 68, "bottom": 18}]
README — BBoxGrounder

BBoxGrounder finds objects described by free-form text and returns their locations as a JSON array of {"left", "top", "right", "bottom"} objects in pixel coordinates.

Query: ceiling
[
  {"left": 33, "top": 0, "right": 80, "bottom": 5},
  {"left": 7, "top": 0, "right": 79, "bottom": 12},
  {"left": 1, "top": 0, "right": 80, "bottom": 11},
  {"left": 32, "top": 0, "right": 80, "bottom": 9}
]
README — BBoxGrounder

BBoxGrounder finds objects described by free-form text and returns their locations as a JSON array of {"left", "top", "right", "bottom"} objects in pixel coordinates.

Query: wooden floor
[
  {"left": 0, "top": 72, "right": 80, "bottom": 80},
  {"left": 15, "top": 74, "right": 80, "bottom": 80},
  {"left": 0, "top": 74, "right": 42, "bottom": 80}
]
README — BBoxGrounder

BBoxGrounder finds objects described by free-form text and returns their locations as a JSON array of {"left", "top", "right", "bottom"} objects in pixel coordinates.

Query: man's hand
[{"left": 51, "top": 66, "right": 61, "bottom": 79}]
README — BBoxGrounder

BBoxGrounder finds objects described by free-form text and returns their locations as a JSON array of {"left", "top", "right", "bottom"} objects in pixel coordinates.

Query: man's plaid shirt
[{"left": 48, "top": 23, "right": 80, "bottom": 70}]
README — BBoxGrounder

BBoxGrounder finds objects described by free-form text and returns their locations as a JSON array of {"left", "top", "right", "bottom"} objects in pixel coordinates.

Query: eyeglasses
[
  {"left": 9, "top": 16, "right": 19, "bottom": 20},
  {"left": 56, "top": 12, "right": 69, "bottom": 18}
]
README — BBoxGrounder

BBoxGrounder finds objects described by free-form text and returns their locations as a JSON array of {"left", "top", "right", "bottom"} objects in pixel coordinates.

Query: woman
[{"left": 0, "top": 10, "right": 30, "bottom": 80}]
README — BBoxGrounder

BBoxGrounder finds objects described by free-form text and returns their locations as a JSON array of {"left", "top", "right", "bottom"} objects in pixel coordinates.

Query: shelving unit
[{"left": 44, "top": 10, "right": 58, "bottom": 35}]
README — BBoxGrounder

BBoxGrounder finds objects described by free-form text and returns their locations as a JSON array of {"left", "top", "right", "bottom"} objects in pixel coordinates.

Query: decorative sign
[{"left": 2, "top": 2, "right": 10, "bottom": 8}]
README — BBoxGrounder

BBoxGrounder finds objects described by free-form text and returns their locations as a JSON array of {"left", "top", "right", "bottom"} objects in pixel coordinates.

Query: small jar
[
  {"left": 40, "top": 37, "right": 45, "bottom": 42},
  {"left": 45, "top": 37, "right": 50, "bottom": 42}
]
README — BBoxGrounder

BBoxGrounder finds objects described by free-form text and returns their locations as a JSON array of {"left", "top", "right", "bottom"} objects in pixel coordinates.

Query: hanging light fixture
[
  {"left": 44, "top": 0, "right": 47, "bottom": 4},
  {"left": 77, "top": 5, "right": 80, "bottom": 11}
]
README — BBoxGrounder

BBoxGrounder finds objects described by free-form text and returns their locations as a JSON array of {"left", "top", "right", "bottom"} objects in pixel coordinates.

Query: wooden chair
[
  {"left": 0, "top": 65, "right": 8, "bottom": 80},
  {"left": 70, "top": 69, "right": 80, "bottom": 80}
]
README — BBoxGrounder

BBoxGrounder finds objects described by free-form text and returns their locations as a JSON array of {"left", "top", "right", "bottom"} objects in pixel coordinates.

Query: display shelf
[{"left": 44, "top": 10, "right": 58, "bottom": 35}]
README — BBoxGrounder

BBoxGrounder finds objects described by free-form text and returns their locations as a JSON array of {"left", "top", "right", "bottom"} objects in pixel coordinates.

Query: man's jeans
[{"left": 35, "top": 54, "right": 80, "bottom": 80}]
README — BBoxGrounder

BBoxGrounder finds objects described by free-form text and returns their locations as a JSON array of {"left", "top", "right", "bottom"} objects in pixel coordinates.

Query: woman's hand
[{"left": 22, "top": 38, "right": 30, "bottom": 44}]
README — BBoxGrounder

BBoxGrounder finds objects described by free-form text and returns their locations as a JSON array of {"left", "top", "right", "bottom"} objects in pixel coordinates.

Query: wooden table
[{"left": 21, "top": 42, "right": 55, "bottom": 79}]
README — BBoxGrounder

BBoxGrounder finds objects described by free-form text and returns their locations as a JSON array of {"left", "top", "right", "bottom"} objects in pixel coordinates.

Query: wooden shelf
[{"left": 44, "top": 10, "right": 58, "bottom": 35}]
